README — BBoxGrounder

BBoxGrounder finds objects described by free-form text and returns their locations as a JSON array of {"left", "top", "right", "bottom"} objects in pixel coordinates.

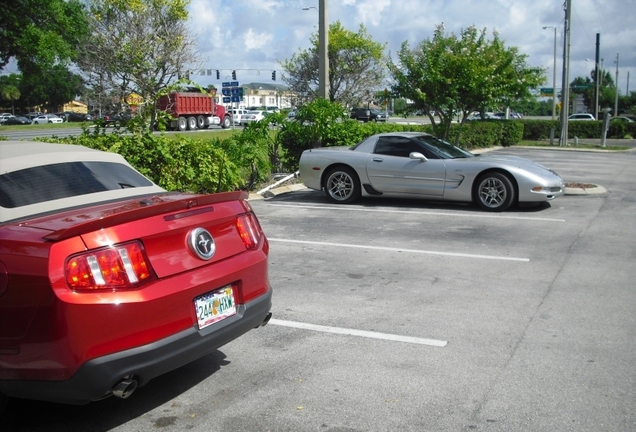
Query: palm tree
[{"left": 0, "top": 85, "right": 21, "bottom": 114}]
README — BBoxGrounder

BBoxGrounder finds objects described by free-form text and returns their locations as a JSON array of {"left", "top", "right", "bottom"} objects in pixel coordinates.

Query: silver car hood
[{"left": 471, "top": 154, "right": 557, "bottom": 175}]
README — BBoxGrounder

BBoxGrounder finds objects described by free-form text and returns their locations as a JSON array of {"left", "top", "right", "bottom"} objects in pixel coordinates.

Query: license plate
[{"left": 194, "top": 286, "right": 237, "bottom": 329}]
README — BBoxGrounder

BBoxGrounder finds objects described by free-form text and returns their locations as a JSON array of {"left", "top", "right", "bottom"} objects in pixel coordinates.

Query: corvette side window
[{"left": 374, "top": 136, "right": 422, "bottom": 158}]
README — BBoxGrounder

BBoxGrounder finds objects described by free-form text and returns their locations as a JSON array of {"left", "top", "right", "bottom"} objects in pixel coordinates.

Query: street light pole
[
  {"left": 559, "top": 0, "right": 572, "bottom": 147},
  {"left": 303, "top": 2, "right": 329, "bottom": 100},
  {"left": 614, "top": 53, "right": 619, "bottom": 117},
  {"left": 318, "top": 0, "right": 329, "bottom": 100},
  {"left": 593, "top": 33, "right": 600, "bottom": 120},
  {"left": 543, "top": 26, "right": 558, "bottom": 121}
]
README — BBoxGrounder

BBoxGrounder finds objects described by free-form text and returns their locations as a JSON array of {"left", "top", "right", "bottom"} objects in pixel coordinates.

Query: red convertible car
[{"left": 0, "top": 141, "right": 272, "bottom": 410}]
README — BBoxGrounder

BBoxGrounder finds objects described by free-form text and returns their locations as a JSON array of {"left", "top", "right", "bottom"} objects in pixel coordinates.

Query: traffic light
[
  {"left": 216, "top": 70, "right": 220, "bottom": 79},
  {"left": 272, "top": 70, "right": 276, "bottom": 81},
  {"left": 232, "top": 70, "right": 236, "bottom": 80}
]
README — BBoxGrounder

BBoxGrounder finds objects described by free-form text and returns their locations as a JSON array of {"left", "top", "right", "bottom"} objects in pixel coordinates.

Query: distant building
[
  {"left": 56, "top": 100, "right": 89, "bottom": 114},
  {"left": 212, "top": 83, "right": 293, "bottom": 110}
]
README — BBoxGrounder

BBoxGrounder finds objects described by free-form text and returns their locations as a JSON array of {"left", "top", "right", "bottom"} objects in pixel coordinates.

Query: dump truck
[{"left": 157, "top": 91, "right": 231, "bottom": 131}]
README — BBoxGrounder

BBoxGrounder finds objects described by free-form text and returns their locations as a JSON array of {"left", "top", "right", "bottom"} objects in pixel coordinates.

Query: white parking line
[
  {"left": 269, "top": 319, "right": 448, "bottom": 347},
  {"left": 269, "top": 238, "right": 530, "bottom": 262},
  {"left": 267, "top": 203, "right": 566, "bottom": 222}
]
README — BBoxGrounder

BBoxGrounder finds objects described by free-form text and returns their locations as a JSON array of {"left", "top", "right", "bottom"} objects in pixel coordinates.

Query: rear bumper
[{"left": 0, "top": 289, "right": 272, "bottom": 405}]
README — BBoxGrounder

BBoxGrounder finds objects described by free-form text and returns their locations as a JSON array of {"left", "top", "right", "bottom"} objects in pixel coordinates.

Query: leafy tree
[
  {"left": 280, "top": 21, "right": 386, "bottom": 107},
  {"left": 388, "top": 24, "right": 545, "bottom": 142},
  {"left": 0, "top": 74, "right": 21, "bottom": 114},
  {"left": 78, "top": 0, "right": 199, "bottom": 130},
  {"left": 0, "top": 0, "right": 89, "bottom": 73},
  {"left": 571, "top": 69, "right": 622, "bottom": 115},
  {"left": 13, "top": 66, "right": 84, "bottom": 112}
]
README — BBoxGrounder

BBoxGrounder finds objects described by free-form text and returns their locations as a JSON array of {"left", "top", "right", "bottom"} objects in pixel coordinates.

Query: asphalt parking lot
[{"left": 1, "top": 147, "right": 635, "bottom": 431}]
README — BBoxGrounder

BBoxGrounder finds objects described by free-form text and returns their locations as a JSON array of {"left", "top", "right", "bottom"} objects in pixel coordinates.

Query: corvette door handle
[{"left": 372, "top": 158, "right": 384, "bottom": 163}]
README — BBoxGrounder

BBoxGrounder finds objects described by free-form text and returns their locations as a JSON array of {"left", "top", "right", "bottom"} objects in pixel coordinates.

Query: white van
[{"left": 231, "top": 109, "right": 248, "bottom": 123}]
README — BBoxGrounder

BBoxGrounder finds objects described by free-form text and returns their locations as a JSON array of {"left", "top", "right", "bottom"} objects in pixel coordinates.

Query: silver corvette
[{"left": 298, "top": 132, "right": 565, "bottom": 211}]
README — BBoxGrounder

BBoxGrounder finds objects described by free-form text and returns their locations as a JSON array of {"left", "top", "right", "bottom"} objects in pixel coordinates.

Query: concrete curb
[{"left": 248, "top": 183, "right": 307, "bottom": 200}]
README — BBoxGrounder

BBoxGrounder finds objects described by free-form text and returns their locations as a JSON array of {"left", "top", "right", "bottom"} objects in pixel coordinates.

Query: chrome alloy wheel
[
  {"left": 476, "top": 173, "right": 515, "bottom": 211},
  {"left": 327, "top": 171, "right": 355, "bottom": 202},
  {"left": 478, "top": 177, "right": 507, "bottom": 208}
]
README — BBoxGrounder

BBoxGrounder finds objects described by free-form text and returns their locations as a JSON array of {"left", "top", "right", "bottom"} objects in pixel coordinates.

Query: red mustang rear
[{"left": 0, "top": 142, "right": 272, "bottom": 407}]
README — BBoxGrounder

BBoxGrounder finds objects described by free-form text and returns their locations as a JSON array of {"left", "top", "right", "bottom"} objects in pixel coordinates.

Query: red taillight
[
  {"left": 236, "top": 212, "right": 262, "bottom": 250},
  {"left": 65, "top": 241, "right": 154, "bottom": 292}
]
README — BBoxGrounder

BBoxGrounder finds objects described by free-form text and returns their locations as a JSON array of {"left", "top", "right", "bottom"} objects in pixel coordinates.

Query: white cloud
[
  {"left": 244, "top": 29, "right": 275, "bottom": 51},
  {"left": 180, "top": 0, "right": 635, "bottom": 93}
]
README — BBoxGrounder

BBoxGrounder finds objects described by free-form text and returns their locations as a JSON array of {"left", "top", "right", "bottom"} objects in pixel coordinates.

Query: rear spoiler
[{"left": 43, "top": 191, "right": 248, "bottom": 242}]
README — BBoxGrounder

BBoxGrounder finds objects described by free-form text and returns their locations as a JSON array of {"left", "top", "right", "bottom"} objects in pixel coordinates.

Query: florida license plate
[{"left": 194, "top": 286, "right": 237, "bottom": 329}]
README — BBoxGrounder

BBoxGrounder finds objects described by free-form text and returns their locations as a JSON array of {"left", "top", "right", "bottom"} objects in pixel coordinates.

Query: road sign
[
  {"left": 571, "top": 84, "right": 593, "bottom": 90},
  {"left": 540, "top": 87, "right": 554, "bottom": 96},
  {"left": 222, "top": 88, "right": 231, "bottom": 96},
  {"left": 222, "top": 82, "right": 231, "bottom": 87},
  {"left": 223, "top": 97, "right": 231, "bottom": 103}
]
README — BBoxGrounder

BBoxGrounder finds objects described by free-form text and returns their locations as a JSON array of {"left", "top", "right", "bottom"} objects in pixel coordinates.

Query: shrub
[
  {"left": 520, "top": 119, "right": 559, "bottom": 140},
  {"left": 37, "top": 131, "right": 248, "bottom": 194}
]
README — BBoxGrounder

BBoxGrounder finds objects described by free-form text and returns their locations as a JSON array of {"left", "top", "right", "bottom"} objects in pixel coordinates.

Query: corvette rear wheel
[
  {"left": 324, "top": 166, "right": 361, "bottom": 204},
  {"left": 475, "top": 172, "right": 515, "bottom": 211}
]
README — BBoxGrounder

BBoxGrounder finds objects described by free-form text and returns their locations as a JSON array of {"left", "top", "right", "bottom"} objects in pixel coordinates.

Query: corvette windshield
[{"left": 413, "top": 135, "right": 474, "bottom": 159}]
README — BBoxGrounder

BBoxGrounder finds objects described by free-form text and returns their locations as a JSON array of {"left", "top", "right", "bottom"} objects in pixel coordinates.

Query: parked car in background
[
  {"left": 25, "top": 112, "right": 43, "bottom": 121},
  {"left": 568, "top": 113, "right": 596, "bottom": 121},
  {"left": 0, "top": 115, "right": 32, "bottom": 125},
  {"left": 0, "top": 141, "right": 272, "bottom": 411},
  {"left": 466, "top": 112, "right": 498, "bottom": 121},
  {"left": 299, "top": 132, "right": 565, "bottom": 212},
  {"left": 0, "top": 113, "right": 14, "bottom": 123},
  {"left": 66, "top": 112, "right": 93, "bottom": 122},
  {"left": 32, "top": 114, "right": 63, "bottom": 124},
  {"left": 350, "top": 107, "right": 387, "bottom": 122},
  {"left": 240, "top": 110, "right": 266, "bottom": 125}
]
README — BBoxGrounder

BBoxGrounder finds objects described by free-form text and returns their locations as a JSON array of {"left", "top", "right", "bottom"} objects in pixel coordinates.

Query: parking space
[{"left": 2, "top": 148, "right": 635, "bottom": 431}]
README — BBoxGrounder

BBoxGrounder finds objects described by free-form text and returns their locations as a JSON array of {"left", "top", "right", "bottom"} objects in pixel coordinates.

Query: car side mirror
[{"left": 409, "top": 152, "right": 428, "bottom": 161}]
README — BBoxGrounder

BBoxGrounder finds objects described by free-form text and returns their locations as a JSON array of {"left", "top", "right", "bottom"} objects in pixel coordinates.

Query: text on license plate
[{"left": 194, "top": 286, "right": 237, "bottom": 329}]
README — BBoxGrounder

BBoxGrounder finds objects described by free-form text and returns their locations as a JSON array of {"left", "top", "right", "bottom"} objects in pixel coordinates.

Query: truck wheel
[
  {"left": 187, "top": 116, "right": 197, "bottom": 130},
  {"left": 221, "top": 115, "right": 231, "bottom": 129},
  {"left": 177, "top": 117, "right": 187, "bottom": 131},
  {"left": 196, "top": 116, "right": 206, "bottom": 129}
]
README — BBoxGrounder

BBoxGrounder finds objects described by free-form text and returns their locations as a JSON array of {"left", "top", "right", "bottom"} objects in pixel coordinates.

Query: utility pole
[
  {"left": 593, "top": 33, "right": 600, "bottom": 120},
  {"left": 614, "top": 53, "right": 619, "bottom": 117},
  {"left": 560, "top": 0, "right": 572, "bottom": 147},
  {"left": 318, "top": 0, "right": 329, "bottom": 100},
  {"left": 543, "top": 26, "right": 558, "bottom": 121}
]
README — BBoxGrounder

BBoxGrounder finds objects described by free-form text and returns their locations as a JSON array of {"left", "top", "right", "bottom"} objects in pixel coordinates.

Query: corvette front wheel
[
  {"left": 475, "top": 172, "right": 515, "bottom": 211},
  {"left": 324, "top": 166, "right": 361, "bottom": 204}
]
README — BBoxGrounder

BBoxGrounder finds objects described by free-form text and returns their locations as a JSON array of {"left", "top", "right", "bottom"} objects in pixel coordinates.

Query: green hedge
[{"left": 38, "top": 130, "right": 266, "bottom": 194}]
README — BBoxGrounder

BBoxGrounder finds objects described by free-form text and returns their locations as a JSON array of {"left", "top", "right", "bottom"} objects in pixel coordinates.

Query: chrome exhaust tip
[{"left": 112, "top": 377, "right": 138, "bottom": 399}]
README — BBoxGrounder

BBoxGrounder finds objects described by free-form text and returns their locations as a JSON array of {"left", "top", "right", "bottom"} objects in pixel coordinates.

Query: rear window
[{"left": 0, "top": 161, "right": 153, "bottom": 208}]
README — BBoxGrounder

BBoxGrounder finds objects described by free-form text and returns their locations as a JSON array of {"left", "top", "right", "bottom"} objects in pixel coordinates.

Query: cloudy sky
[{"left": 187, "top": 0, "right": 635, "bottom": 97}]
